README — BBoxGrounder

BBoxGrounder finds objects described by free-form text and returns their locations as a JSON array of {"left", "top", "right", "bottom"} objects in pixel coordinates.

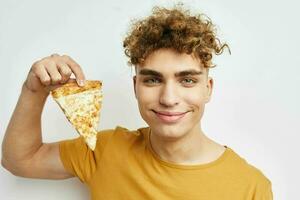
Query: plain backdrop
[{"left": 0, "top": 0, "right": 299, "bottom": 199}]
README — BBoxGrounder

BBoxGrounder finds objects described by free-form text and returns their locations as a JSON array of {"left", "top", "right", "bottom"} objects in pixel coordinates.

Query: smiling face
[{"left": 133, "top": 48, "right": 213, "bottom": 141}]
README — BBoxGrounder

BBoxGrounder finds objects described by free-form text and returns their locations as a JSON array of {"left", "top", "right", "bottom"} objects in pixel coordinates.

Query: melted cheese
[{"left": 54, "top": 89, "right": 102, "bottom": 150}]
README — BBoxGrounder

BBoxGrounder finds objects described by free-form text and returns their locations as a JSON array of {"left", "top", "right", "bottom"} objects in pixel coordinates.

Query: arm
[{"left": 1, "top": 54, "right": 85, "bottom": 179}]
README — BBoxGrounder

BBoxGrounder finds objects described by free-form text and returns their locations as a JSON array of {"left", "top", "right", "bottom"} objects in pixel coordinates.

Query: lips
[{"left": 152, "top": 110, "right": 188, "bottom": 123}]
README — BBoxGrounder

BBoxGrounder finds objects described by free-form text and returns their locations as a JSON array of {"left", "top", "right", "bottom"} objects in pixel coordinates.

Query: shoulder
[
  {"left": 225, "top": 147, "right": 272, "bottom": 187},
  {"left": 113, "top": 126, "right": 148, "bottom": 137},
  {"left": 96, "top": 126, "right": 149, "bottom": 145},
  {"left": 61, "top": 126, "right": 148, "bottom": 151},
  {"left": 107, "top": 126, "right": 149, "bottom": 143}
]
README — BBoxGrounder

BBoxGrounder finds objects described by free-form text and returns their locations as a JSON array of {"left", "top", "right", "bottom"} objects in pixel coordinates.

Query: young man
[{"left": 2, "top": 5, "right": 272, "bottom": 200}]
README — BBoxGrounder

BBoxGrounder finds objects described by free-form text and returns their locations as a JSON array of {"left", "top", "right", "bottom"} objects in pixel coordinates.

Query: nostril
[{"left": 159, "top": 100, "right": 179, "bottom": 107}]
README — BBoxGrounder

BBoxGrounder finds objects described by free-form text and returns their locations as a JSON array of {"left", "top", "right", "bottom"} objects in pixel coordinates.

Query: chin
[{"left": 149, "top": 122, "right": 192, "bottom": 141}]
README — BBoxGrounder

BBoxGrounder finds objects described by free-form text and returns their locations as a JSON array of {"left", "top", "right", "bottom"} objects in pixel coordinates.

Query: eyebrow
[
  {"left": 139, "top": 69, "right": 163, "bottom": 77},
  {"left": 175, "top": 70, "right": 203, "bottom": 77},
  {"left": 138, "top": 69, "right": 203, "bottom": 77}
]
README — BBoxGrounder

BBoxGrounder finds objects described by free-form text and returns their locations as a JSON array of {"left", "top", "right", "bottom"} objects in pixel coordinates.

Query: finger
[
  {"left": 34, "top": 64, "right": 51, "bottom": 86},
  {"left": 45, "top": 61, "right": 62, "bottom": 85},
  {"left": 61, "top": 55, "right": 85, "bottom": 86},
  {"left": 50, "top": 53, "right": 60, "bottom": 57},
  {"left": 57, "top": 62, "right": 72, "bottom": 83},
  {"left": 46, "top": 78, "right": 77, "bottom": 92}
]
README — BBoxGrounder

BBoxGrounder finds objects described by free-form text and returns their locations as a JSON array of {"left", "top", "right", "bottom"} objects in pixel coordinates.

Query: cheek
[
  {"left": 183, "top": 90, "right": 206, "bottom": 122},
  {"left": 136, "top": 86, "right": 157, "bottom": 105},
  {"left": 183, "top": 88, "right": 207, "bottom": 107}
]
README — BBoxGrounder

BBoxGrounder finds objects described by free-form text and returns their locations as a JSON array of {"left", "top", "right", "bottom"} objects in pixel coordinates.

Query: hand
[{"left": 24, "top": 54, "right": 86, "bottom": 95}]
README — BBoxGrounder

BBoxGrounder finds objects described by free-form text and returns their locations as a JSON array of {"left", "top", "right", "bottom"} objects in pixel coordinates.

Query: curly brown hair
[{"left": 123, "top": 5, "right": 229, "bottom": 69}]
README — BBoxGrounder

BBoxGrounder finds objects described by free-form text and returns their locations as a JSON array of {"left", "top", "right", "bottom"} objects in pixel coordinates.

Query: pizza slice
[{"left": 51, "top": 80, "right": 103, "bottom": 151}]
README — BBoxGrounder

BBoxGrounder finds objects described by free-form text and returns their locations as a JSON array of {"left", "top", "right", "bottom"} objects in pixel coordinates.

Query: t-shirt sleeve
[
  {"left": 59, "top": 129, "right": 114, "bottom": 183},
  {"left": 253, "top": 178, "right": 273, "bottom": 200}
]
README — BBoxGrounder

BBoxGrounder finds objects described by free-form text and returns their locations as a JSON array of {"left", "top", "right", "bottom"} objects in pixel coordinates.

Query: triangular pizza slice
[{"left": 51, "top": 80, "right": 103, "bottom": 151}]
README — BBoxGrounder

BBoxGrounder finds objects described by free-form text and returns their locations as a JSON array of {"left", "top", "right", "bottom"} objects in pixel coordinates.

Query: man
[{"left": 1, "top": 5, "right": 273, "bottom": 200}]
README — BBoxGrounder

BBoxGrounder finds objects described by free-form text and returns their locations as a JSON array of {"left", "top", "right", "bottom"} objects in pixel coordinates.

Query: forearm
[{"left": 2, "top": 83, "right": 49, "bottom": 166}]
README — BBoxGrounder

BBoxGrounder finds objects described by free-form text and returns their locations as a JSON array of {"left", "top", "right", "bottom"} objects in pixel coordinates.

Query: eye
[
  {"left": 181, "top": 78, "right": 198, "bottom": 86},
  {"left": 143, "top": 77, "right": 161, "bottom": 85}
]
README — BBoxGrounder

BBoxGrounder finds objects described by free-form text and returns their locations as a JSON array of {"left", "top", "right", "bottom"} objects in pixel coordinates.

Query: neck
[{"left": 150, "top": 124, "right": 218, "bottom": 165}]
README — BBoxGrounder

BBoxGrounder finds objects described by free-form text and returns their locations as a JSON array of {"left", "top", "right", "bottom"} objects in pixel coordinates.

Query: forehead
[{"left": 136, "top": 48, "right": 205, "bottom": 75}]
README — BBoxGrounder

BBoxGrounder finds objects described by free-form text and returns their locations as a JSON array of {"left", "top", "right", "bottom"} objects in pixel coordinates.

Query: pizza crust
[{"left": 51, "top": 80, "right": 101, "bottom": 98}]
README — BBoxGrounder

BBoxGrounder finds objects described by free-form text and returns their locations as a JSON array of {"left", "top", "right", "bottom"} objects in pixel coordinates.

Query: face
[{"left": 133, "top": 48, "right": 213, "bottom": 141}]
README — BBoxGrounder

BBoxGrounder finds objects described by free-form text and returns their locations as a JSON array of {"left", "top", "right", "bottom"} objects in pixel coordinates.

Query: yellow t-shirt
[{"left": 59, "top": 126, "right": 273, "bottom": 200}]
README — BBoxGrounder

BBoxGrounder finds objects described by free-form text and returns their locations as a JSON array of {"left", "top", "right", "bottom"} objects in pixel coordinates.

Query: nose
[{"left": 159, "top": 82, "right": 179, "bottom": 107}]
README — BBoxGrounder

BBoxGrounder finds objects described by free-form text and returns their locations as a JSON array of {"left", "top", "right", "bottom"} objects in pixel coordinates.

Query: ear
[
  {"left": 205, "top": 77, "right": 213, "bottom": 103},
  {"left": 133, "top": 75, "right": 137, "bottom": 98}
]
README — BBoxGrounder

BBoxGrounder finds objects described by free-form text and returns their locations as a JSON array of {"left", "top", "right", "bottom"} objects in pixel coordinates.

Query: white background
[{"left": 0, "top": 0, "right": 299, "bottom": 199}]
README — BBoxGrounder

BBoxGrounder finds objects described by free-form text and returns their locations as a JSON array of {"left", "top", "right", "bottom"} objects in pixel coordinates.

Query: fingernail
[
  {"left": 77, "top": 80, "right": 85, "bottom": 86},
  {"left": 80, "top": 80, "right": 85, "bottom": 86}
]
